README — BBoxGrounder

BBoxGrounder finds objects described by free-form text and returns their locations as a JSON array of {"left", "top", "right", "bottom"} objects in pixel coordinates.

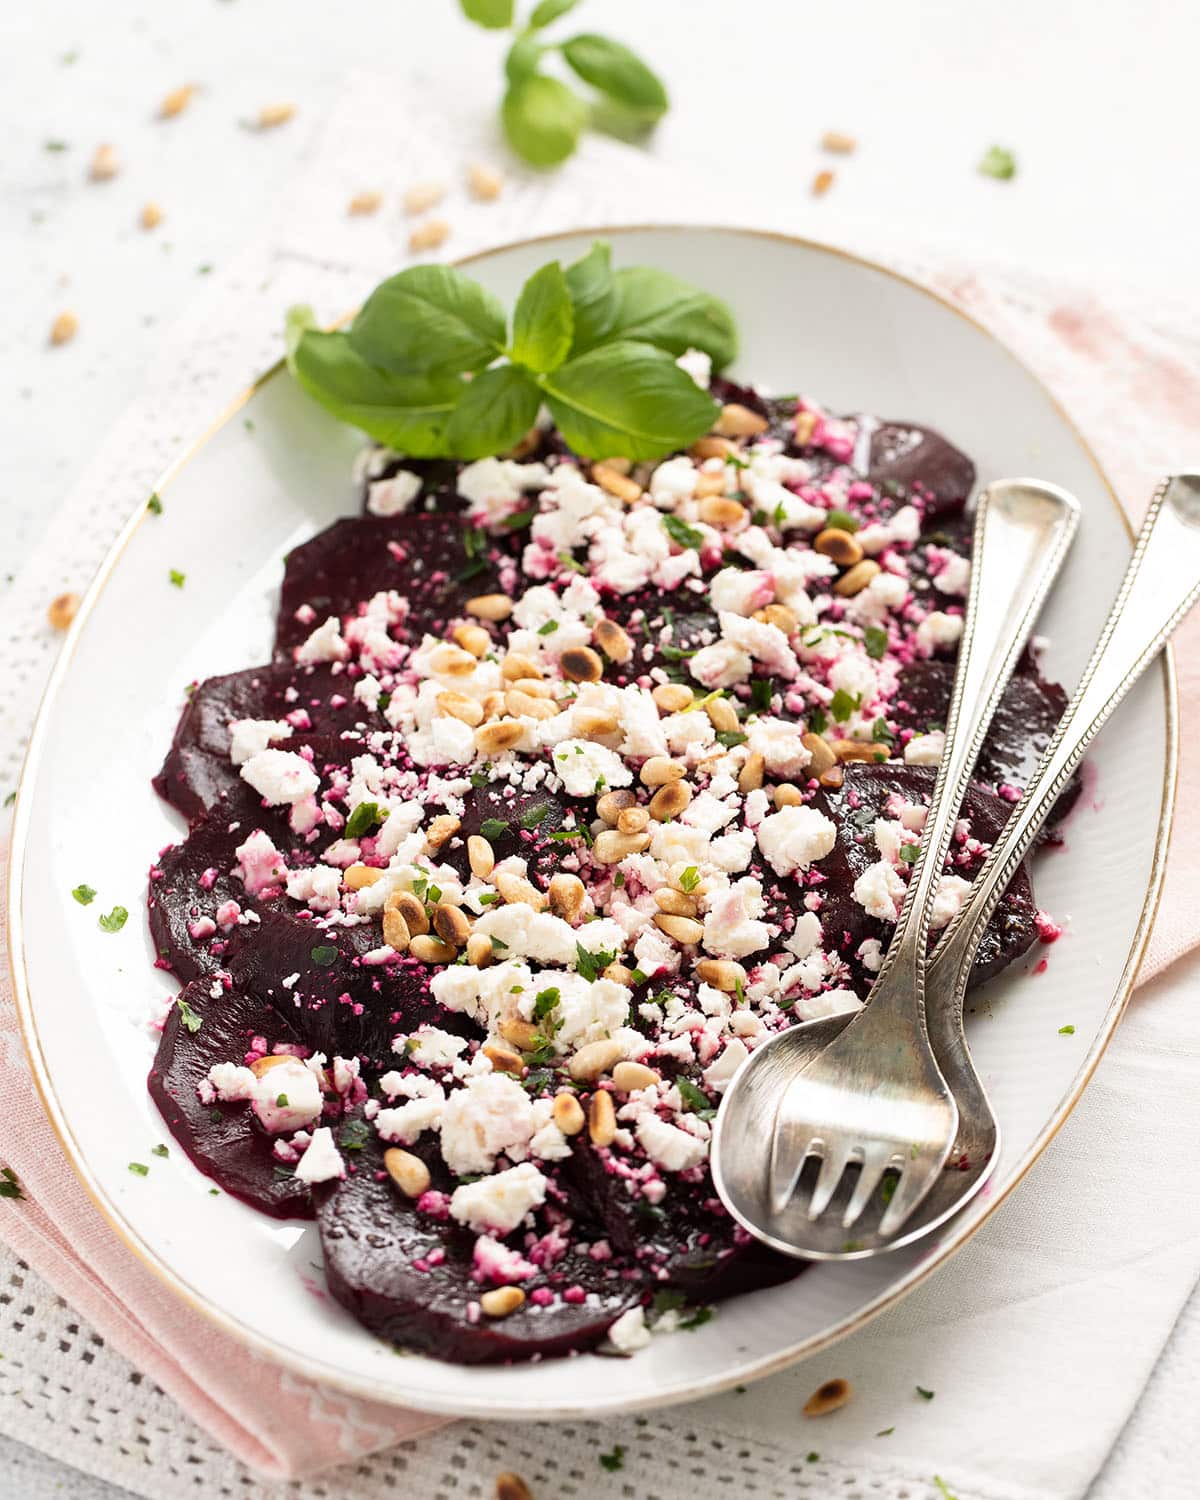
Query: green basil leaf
[
  {"left": 289, "top": 329, "right": 462, "bottom": 456},
  {"left": 605, "top": 266, "right": 738, "bottom": 369},
  {"left": 538, "top": 340, "right": 717, "bottom": 460},
  {"left": 459, "top": 0, "right": 514, "bottom": 28},
  {"left": 561, "top": 33, "right": 668, "bottom": 119},
  {"left": 529, "top": 0, "right": 580, "bottom": 25},
  {"left": 564, "top": 240, "right": 617, "bottom": 354},
  {"left": 443, "top": 365, "right": 541, "bottom": 459},
  {"left": 502, "top": 74, "right": 586, "bottom": 167},
  {"left": 510, "top": 260, "right": 574, "bottom": 372},
  {"left": 505, "top": 30, "right": 544, "bottom": 84},
  {"left": 350, "top": 265, "right": 506, "bottom": 375}
]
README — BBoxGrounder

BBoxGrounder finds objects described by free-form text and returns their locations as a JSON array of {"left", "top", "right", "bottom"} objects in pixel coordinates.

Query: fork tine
[
  {"left": 767, "top": 1124, "right": 818, "bottom": 1216},
  {"left": 841, "top": 1146, "right": 901, "bottom": 1229},
  {"left": 807, "top": 1140, "right": 855, "bottom": 1220},
  {"left": 878, "top": 1149, "right": 945, "bottom": 1236}
]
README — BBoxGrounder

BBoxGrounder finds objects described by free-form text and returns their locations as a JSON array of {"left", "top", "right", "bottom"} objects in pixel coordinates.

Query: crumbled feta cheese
[
  {"left": 366, "top": 469, "right": 422, "bottom": 516},
  {"left": 916, "top": 611, "right": 964, "bottom": 655},
  {"left": 636, "top": 1112, "right": 708, "bottom": 1172},
  {"left": 295, "top": 615, "right": 349, "bottom": 664},
  {"left": 293, "top": 1126, "right": 344, "bottom": 1183},
  {"left": 234, "top": 829, "right": 288, "bottom": 895},
  {"left": 904, "top": 730, "right": 945, "bottom": 766},
  {"left": 240, "top": 749, "right": 319, "bottom": 806},
  {"left": 853, "top": 860, "right": 907, "bottom": 921},
  {"left": 228, "top": 718, "right": 293, "bottom": 767},
  {"left": 930, "top": 874, "right": 973, "bottom": 930},
  {"left": 439, "top": 1073, "right": 534, "bottom": 1175},
  {"left": 608, "top": 1304, "right": 652, "bottom": 1352},
  {"left": 552, "top": 739, "right": 632, "bottom": 797},
  {"left": 676, "top": 348, "right": 712, "bottom": 388},
  {"left": 449, "top": 1161, "right": 548, "bottom": 1234},
  {"left": 756, "top": 805, "right": 836, "bottom": 877},
  {"left": 375, "top": 1087, "right": 447, "bottom": 1145}
]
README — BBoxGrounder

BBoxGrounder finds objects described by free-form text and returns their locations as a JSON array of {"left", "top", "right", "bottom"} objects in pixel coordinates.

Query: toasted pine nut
[
  {"left": 592, "top": 462, "right": 643, "bottom": 502},
  {"left": 640, "top": 756, "right": 685, "bottom": 787},
  {"left": 348, "top": 190, "right": 382, "bottom": 216},
  {"left": 593, "top": 617, "right": 633, "bottom": 663},
  {"left": 821, "top": 130, "right": 858, "bottom": 154},
  {"left": 617, "top": 806, "right": 650, "bottom": 836},
  {"left": 159, "top": 84, "right": 194, "bottom": 118},
  {"left": 603, "top": 962, "right": 635, "bottom": 985},
  {"left": 653, "top": 683, "right": 693, "bottom": 713},
  {"left": 738, "top": 751, "right": 766, "bottom": 793},
  {"left": 694, "top": 469, "right": 727, "bottom": 499},
  {"left": 654, "top": 887, "right": 697, "bottom": 917},
  {"left": 437, "top": 690, "right": 484, "bottom": 726},
  {"left": 468, "top": 835, "right": 495, "bottom": 879},
  {"left": 140, "top": 201, "right": 164, "bottom": 230},
  {"left": 429, "top": 643, "right": 478, "bottom": 676},
  {"left": 654, "top": 912, "right": 704, "bottom": 944},
  {"left": 432, "top": 903, "right": 470, "bottom": 947},
  {"left": 569, "top": 1040, "right": 624, "bottom": 1083},
  {"left": 451, "top": 622, "right": 490, "bottom": 658},
  {"left": 575, "top": 707, "right": 620, "bottom": 738},
  {"left": 480, "top": 1286, "right": 525, "bottom": 1318},
  {"left": 561, "top": 646, "right": 603, "bottom": 683},
  {"left": 833, "top": 559, "right": 881, "bottom": 597},
  {"left": 506, "top": 689, "right": 557, "bottom": 721},
  {"left": 814, "top": 527, "right": 864, "bottom": 566},
  {"left": 475, "top": 720, "right": 525, "bottom": 755},
  {"left": 501, "top": 653, "right": 542, "bottom": 682},
  {"left": 467, "top": 593, "right": 513, "bottom": 622},
  {"left": 820, "top": 765, "right": 844, "bottom": 788},
  {"left": 466, "top": 162, "right": 503, "bottom": 200},
  {"left": 466, "top": 932, "right": 494, "bottom": 967},
  {"left": 384, "top": 1147, "right": 430, "bottom": 1198},
  {"left": 47, "top": 591, "right": 80, "bottom": 629},
  {"left": 696, "top": 958, "right": 747, "bottom": 993},
  {"left": 548, "top": 873, "right": 585, "bottom": 922},
  {"left": 479, "top": 691, "right": 506, "bottom": 719},
  {"left": 495, "top": 1476, "right": 533, "bottom": 1500},
  {"left": 803, "top": 1377, "right": 852, "bottom": 1416},
  {"left": 382, "top": 908, "right": 411, "bottom": 953},
  {"left": 89, "top": 144, "right": 119, "bottom": 180},
  {"left": 344, "top": 863, "right": 382, "bottom": 890},
  {"left": 690, "top": 435, "right": 737, "bottom": 460},
  {"left": 592, "top": 829, "right": 651, "bottom": 864},
  {"left": 249, "top": 1053, "right": 291, "bottom": 1077},
  {"left": 409, "top": 217, "right": 450, "bottom": 253},
  {"left": 698, "top": 496, "right": 746, "bottom": 527},
  {"left": 257, "top": 102, "right": 295, "bottom": 129},
  {"left": 801, "top": 732, "right": 837, "bottom": 776},
  {"left": 499, "top": 1015, "right": 539, "bottom": 1051},
  {"left": 49, "top": 312, "right": 78, "bottom": 346},
  {"left": 596, "top": 789, "right": 637, "bottom": 824},
  {"left": 714, "top": 403, "right": 769, "bottom": 438},
  {"left": 793, "top": 408, "right": 818, "bottom": 445},
  {"left": 831, "top": 738, "right": 890, "bottom": 764},
  {"left": 495, "top": 871, "right": 547, "bottom": 910},
  {"left": 483, "top": 1042, "right": 525, "bottom": 1075},
  {"left": 612, "top": 1061, "right": 660, "bottom": 1092},
  {"left": 552, "top": 1091, "right": 585, "bottom": 1135},
  {"left": 706, "top": 697, "right": 740, "bottom": 733},
  {"left": 812, "top": 169, "right": 835, "bottom": 197},
  {"left": 649, "top": 781, "right": 692, "bottom": 821},
  {"left": 390, "top": 889, "right": 428, "bottom": 936},
  {"left": 410, "top": 934, "right": 457, "bottom": 964},
  {"left": 404, "top": 180, "right": 446, "bottom": 215},
  {"left": 774, "top": 784, "right": 804, "bottom": 807},
  {"left": 588, "top": 1089, "right": 617, "bottom": 1145},
  {"left": 426, "top": 814, "right": 460, "bottom": 849},
  {"left": 757, "top": 603, "right": 799, "bottom": 634},
  {"left": 509, "top": 676, "right": 553, "bottom": 698}
]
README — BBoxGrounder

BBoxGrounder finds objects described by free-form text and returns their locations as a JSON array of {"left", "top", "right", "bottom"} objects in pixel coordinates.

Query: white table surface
[{"left": 2, "top": 1, "right": 1196, "bottom": 1494}]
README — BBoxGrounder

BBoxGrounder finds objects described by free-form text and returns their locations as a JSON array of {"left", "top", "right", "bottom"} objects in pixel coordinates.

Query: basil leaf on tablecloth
[
  {"left": 502, "top": 74, "right": 587, "bottom": 167},
  {"left": 561, "top": 33, "right": 669, "bottom": 120},
  {"left": 458, "top": 0, "right": 514, "bottom": 29}
]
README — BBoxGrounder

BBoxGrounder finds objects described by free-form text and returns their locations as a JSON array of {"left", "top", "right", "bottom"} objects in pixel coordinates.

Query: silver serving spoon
[{"left": 714, "top": 474, "right": 1200, "bottom": 1259}]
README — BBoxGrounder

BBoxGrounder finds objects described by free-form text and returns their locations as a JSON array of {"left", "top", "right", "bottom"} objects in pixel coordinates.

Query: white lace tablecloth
[{"left": 3, "top": 62, "right": 1200, "bottom": 1500}]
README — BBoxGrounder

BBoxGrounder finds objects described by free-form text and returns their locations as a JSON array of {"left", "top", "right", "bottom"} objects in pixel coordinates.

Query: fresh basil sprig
[
  {"left": 459, "top": 0, "right": 668, "bottom": 168},
  {"left": 286, "top": 241, "right": 737, "bottom": 462}
]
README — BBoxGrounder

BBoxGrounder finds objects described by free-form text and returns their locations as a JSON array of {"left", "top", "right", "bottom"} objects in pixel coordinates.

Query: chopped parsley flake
[
  {"left": 147, "top": 493, "right": 163, "bottom": 514},
  {"left": 176, "top": 996, "right": 203, "bottom": 1033},
  {"left": 1058, "top": 1024, "right": 1075, "bottom": 1035},
  {"left": 715, "top": 729, "right": 748, "bottom": 748},
  {"left": 662, "top": 514, "right": 704, "bottom": 550},
  {"left": 72, "top": 883, "right": 96, "bottom": 905},
  {"left": 676, "top": 1077, "right": 713, "bottom": 1117},
  {"left": 598, "top": 1445, "right": 626, "bottom": 1472},
  {"left": 864, "top": 625, "right": 888, "bottom": 659},
  {"left": 933, "top": 1479, "right": 959, "bottom": 1500},
  {"left": 978, "top": 145, "right": 1016, "bottom": 180},
  {"left": 151, "top": 1144, "right": 169, "bottom": 1158},
  {"left": 98, "top": 905, "right": 128, "bottom": 933},
  {"left": 916, "top": 1385, "right": 935, "bottom": 1401},
  {"left": 678, "top": 866, "right": 700, "bottom": 893},
  {"left": 899, "top": 843, "right": 920, "bottom": 864},
  {"left": 876, "top": 1426, "right": 895, "bottom": 1437},
  {"left": 168, "top": 569, "right": 186, "bottom": 588},
  {"left": 520, "top": 802, "right": 550, "bottom": 829},
  {"left": 345, "top": 801, "right": 386, "bottom": 838},
  {"left": 829, "top": 688, "right": 860, "bottom": 723},
  {"left": 339, "top": 1118, "right": 370, "bottom": 1150},
  {"left": 310, "top": 944, "right": 338, "bottom": 967},
  {"left": 275, "top": 1093, "right": 289, "bottom": 1107},
  {"left": 575, "top": 943, "right": 616, "bottom": 982},
  {"left": 537, "top": 619, "right": 559, "bottom": 635},
  {"left": 0, "top": 1168, "right": 24, "bottom": 1200},
  {"left": 128, "top": 1162, "right": 149, "bottom": 1177},
  {"left": 479, "top": 817, "right": 508, "bottom": 841},
  {"left": 826, "top": 508, "right": 860, "bottom": 533}
]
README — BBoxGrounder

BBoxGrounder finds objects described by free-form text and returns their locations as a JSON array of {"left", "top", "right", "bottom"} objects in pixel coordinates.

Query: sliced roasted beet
[
  {"left": 435, "top": 782, "right": 573, "bottom": 887},
  {"left": 154, "top": 663, "right": 385, "bottom": 819},
  {"left": 869, "top": 421, "right": 975, "bottom": 519},
  {"left": 148, "top": 979, "right": 314, "bottom": 1219},
  {"left": 275, "top": 514, "right": 503, "bottom": 659},
  {"left": 358, "top": 456, "right": 465, "bottom": 515},
  {"left": 596, "top": 590, "right": 717, "bottom": 683},
  {"left": 799, "top": 762, "right": 1037, "bottom": 989},
  {"left": 316, "top": 1129, "right": 639, "bottom": 1363},
  {"left": 892, "top": 661, "right": 1079, "bottom": 824}
]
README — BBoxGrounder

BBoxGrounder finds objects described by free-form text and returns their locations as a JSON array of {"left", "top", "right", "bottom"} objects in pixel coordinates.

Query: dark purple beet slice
[
  {"left": 869, "top": 421, "right": 975, "bottom": 519},
  {"left": 275, "top": 514, "right": 504, "bottom": 660},
  {"left": 594, "top": 591, "right": 717, "bottom": 683},
  {"left": 148, "top": 979, "right": 314, "bottom": 1219},
  {"left": 315, "top": 1127, "right": 640, "bottom": 1363},
  {"left": 154, "top": 663, "right": 385, "bottom": 820},
  {"left": 801, "top": 762, "right": 1038, "bottom": 988},
  {"left": 892, "top": 661, "right": 1080, "bottom": 825},
  {"left": 434, "top": 782, "right": 573, "bottom": 889}
]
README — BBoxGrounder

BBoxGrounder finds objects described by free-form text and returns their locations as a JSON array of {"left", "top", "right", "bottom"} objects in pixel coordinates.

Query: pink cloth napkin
[{"left": 0, "top": 271, "right": 1197, "bottom": 1481}]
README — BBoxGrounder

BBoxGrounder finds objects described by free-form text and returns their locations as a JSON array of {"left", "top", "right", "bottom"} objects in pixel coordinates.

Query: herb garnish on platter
[{"left": 286, "top": 241, "right": 736, "bottom": 461}]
